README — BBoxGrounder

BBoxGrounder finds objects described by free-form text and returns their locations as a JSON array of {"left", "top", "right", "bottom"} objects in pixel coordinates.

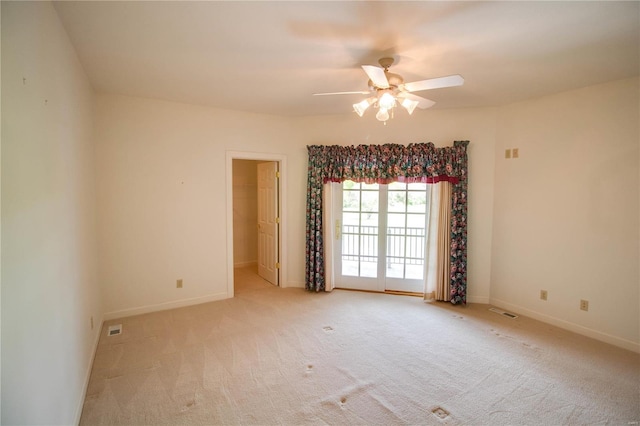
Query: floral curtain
[{"left": 305, "top": 141, "right": 469, "bottom": 304}]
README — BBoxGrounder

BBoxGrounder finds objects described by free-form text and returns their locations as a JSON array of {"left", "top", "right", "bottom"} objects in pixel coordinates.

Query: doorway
[
  {"left": 332, "top": 180, "right": 429, "bottom": 293},
  {"left": 226, "top": 152, "right": 287, "bottom": 298}
]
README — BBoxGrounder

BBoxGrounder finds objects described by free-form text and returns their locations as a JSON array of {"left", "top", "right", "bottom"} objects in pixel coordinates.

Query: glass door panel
[
  {"left": 385, "top": 183, "right": 427, "bottom": 292},
  {"left": 334, "top": 180, "right": 428, "bottom": 293},
  {"left": 336, "top": 182, "right": 383, "bottom": 290}
]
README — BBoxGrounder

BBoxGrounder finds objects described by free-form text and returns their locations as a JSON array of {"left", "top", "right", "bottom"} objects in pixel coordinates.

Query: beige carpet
[{"left": 80, "top": 266, "right": 640, "bottom": 425}]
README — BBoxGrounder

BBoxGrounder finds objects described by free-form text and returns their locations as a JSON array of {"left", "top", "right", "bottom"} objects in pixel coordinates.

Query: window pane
[
  {"left": 359, "top": 232, "right": 378, "bottom": 278},
  {"left": 387, "top": 213, "right": 405, "bottom": 228},
  {"left": 362, "top": 182, "right": 379, "bottom": 190},
  {"left": 386, "top": 263, "right": 404, "bottom": 278},
  {"left": 388, "top": 181, "right": 406, "bottom": 190},
  {"left": 388, "top": 191, "right": 406, "bottom": 212},
  {"left": 387, "top": 231, "right": 405, "bottom": 259},
  {"left": 342, "top": 238, "right": 358, "bottom": 256},
  {"left": 405, "top": 228, "right": 425, "bottom": 258},
  {"left": 408, "top": 183, "right": 427, "bottom": 191},
  {"left": 360, "top": 259, "right": 378, "bottom": 277},
  {"left": 343, "top": 191, "right": 360, "bottom": 211},
  {"left": 343, "top": 180, "right": 359, "bottom": 190},
  {"left": 360, "top": 212, "right": 378, "bottom": 228},
  {"left": 360, "top": 221, "right": 378, "bottom": 259},
  {"left": 343, "top": 212, "right": 360, "bottom": 226},
  {"left": 405, "top": 264, "right": 424, "bottom": 280},
  {"left": 360, "top": 232, "right": 378, "bottom": 257},
  {"left": 342, "top": 259, "right": 358, "bottom": 276},
  {"left": 361, "top": 191, "right": 379, "bottom": 213},
  {"left": 406, "top": 213, "right": 426, "bottom": 228},
  {"left": 342, "top": 225, "right": 359, "bottom": 256},
  {"left": 407, "top": 192, "right": 427, "bottom": 213}
]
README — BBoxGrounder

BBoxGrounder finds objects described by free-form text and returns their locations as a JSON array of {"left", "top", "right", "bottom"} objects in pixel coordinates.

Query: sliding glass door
[{"left": 333, "top": 180, "right": 429, "bottom": 293}]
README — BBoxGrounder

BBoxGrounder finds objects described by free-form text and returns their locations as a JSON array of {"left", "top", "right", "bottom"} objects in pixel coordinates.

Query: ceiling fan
[{"left": 314, "top": 57, "right": 464, "bottom": 123}]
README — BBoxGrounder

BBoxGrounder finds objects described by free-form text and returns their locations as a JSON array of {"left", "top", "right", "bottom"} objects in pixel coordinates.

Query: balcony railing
[{"left": 342, "top": 225, "right": 425, "bottom": 265}]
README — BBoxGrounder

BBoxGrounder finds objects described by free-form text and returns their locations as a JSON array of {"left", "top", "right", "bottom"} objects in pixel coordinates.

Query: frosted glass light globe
[
  {"left": 378, "top": 92, "right": 395, "bottom": 110},
  {"left": 376, "top": 108, "right": 390, "bottom": 122}
]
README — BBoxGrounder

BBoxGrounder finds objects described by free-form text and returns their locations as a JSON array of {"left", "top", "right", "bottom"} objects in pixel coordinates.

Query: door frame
[
  {"left": 332, "top": 180, "right": 427, "bottom": 293},
  {"left": 226, "top": 151, "right": 287, "bottom": 298}
]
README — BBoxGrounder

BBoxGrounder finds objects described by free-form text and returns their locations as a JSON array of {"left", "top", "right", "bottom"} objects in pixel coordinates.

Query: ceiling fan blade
[
  {"left": 361, "top": 65, "right": 389, "bottom": 89},
  {"left": 397, "top": 92, "right": 436, "bottom": 109},
  {"left": 402, "top": 75, "right": 464, "bottom": 93},
  {"left": 313, "top": 91, "right": 371, "bottom": 96}
]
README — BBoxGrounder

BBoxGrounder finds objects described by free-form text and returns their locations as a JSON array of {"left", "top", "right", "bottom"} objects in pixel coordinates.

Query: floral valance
[
  {"left": 308, "top": 142, "right": 466, "bottom": 184},
  {"left": 305, "top": 141, "right": 469, "bottom": 304}
]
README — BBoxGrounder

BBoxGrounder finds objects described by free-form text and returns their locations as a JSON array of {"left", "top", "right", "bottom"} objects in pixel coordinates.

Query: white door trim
[{"left": 226, "top": 151, "right": 287, "bottom": 298}]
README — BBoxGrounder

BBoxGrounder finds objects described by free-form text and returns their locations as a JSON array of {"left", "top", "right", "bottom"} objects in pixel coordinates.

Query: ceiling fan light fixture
[
  {"left": 376, "top": 108, "right": 390, "bottom": 122},
  {"left": 400, "top": 98, "right": 419, "bottom": 115},
  {"left": 378, "top": 91, "right": 396, "bottom": 110},
  {"left": 353, "top": 97, "right": 374, "bottom": 117},
  {"left": 317, "top": 57, "right": 463, "bottom": 124}
]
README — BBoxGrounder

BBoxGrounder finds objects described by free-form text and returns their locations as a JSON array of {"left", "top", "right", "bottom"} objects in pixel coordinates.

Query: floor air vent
[
  {"left": 489, "top": 307, "right": 518, "bottom": 319},
  {"left": 107, "top": 324, "right": 122, "bottom": 336}
]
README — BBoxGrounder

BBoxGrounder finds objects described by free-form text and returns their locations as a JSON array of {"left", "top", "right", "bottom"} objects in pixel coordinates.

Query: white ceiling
[{"left": 53, "top": 1, "right": 640, "bottom": 116}]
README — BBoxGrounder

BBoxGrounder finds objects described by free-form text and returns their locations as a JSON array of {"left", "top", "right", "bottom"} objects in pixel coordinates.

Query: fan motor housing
[
  {"left": 368, "top": 72, "right": 404, "bottom": 91},
  {"left": 385, "top": 72, "right": 404, "bottom": 87}
]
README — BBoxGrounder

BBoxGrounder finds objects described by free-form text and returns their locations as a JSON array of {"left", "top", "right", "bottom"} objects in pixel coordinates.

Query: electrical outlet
[
  {"left": 540, "top": 290, "right": 547, "bottom": 301},
  {"left": 512, "top": 148, "right": 519, "bottom": 158},
  {"left": 580, "top": 299, "right": 589, "bottom": 311},
  {"left": 505, "top": 149, "right": 511, "bottom": 159},
  {"left": 177, "top": 279, "right": 183, "bottom": 288}
]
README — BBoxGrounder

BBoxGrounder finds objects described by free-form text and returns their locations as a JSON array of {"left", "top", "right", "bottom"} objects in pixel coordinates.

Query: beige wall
[
  {"left": 1, "top": 2, "right": 102, "bottom": 424},
  {"left": 0, "top": 2, "right": 3, "bottom": 421},
  {"left": 232, "top": 160, "right": 258, "bottom": 266},
  {"left": 94, "top": 94, "right": 301, "bottom": 317},
  {"left": 491, "top": 77, "right": 640, "bottom": 351}
]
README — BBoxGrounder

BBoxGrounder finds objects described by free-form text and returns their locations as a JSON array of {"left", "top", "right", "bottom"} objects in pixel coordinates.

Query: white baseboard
[
  {"left": 286, "top": 280, "right": 305, "bottom": 289},
  {"left": 104, "top": 292, "right": 229, "bottom": 321},
  {"left": 467, "top": 295, "right": 490, "bottom": 304},
  {"left": 490, "top": 297, "right": 640, "bottom": 353},
  {"left": 75, "top": 314, "right": 104, "bottom": 425},
  {"left": 234, "top": 260, "right": 257, "bottom": 268}
]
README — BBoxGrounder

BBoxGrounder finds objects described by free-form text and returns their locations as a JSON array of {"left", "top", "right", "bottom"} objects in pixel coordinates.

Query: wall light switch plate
[
  {"left": 177, "top": 279, "right": 183, "bottom": 288},
  {"left": 512, "top": 148, "right": 519, "bottom": 158},
  {"left": 540, "top": 290, "right": 547, "bottom": 301},
  {"left": 505, "top": 149, "right": 511, "bottom": 159}
]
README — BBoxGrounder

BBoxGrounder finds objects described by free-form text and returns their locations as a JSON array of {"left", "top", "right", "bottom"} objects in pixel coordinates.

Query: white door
[
  {"left": 334, "top": 181, "right": 384, "bottom": 291},
  {"left": 257, "top": 162, "right": 279, "bottom": 286},
  {"left": 334, "top": 181, "right": 428, "bottom": 293}
]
